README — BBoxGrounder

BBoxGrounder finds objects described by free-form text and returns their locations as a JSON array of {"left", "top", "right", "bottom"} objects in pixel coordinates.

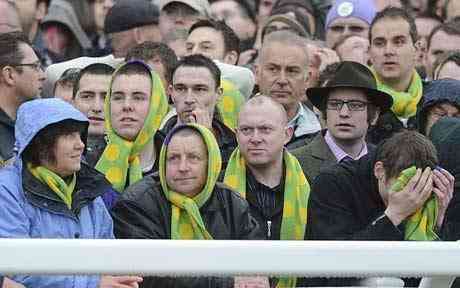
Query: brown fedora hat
[{"left": 307, "top": 61, "right": 393, "bottom": 111}]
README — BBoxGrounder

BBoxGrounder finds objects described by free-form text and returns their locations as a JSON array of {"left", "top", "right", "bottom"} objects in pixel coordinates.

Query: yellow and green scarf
[
  {"left": 159, "top": 124, "right": 222, "bottom": 240},
  {"left": 224, "top": 148, "right": 310, "bottom": 287},
  {"left": 95, "top": 62, "right": 169, "bottom": 192},
  {"left": 391, "top": 166, "right": 439, "bottom": 241},
  {"left": 371, "top": 68, "right": 423, "bottom": 119},
  {"left": 27, "top": 163, "right": 76, "bottom": 210},
  {"left": 217, "top": 79, "right": 245, "bottom": 131}
]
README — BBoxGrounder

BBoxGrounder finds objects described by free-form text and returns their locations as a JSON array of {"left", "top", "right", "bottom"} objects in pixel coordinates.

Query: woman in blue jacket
[{"left": 0, "top": 98, "right": 141, "bottom": 288}]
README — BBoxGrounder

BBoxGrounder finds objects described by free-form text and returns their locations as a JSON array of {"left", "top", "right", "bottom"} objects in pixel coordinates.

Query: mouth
[
  {"left": 271, "top": 91, "right": 291, "bottom": 97},
  {"left": 175, "top": 177, "right": 196, "bottom": 182},
  {"left": 88, "top": 116, "right": 104, "bottom": 122},
  {"left": 383, "top": 61, "right": 398, "bottom": 68},
  {"left": 336, "top": 123, "right": 354, "bottom": 128},
  {"left": 120, "top": 117, "right": 137, "bottom": 123}
]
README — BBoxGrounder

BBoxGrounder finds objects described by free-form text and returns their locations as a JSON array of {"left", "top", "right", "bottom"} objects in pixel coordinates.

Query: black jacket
[
  {"left": 161, "top": 116, "right": 237, "bottom": 169},
  {"left": 0, "top": 108, "right": 15, "bottom": 163},
  {"left": 111, "top": 175, "right": 263, "bottom": 288}
]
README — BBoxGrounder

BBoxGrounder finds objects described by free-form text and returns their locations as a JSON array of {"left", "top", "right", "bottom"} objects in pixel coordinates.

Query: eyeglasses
[
  {"left": 10, "top": 61, "right": 43, "bottom": 71},
  {"left": 327, "top": 99, "right": 368, "bottom": 111}
]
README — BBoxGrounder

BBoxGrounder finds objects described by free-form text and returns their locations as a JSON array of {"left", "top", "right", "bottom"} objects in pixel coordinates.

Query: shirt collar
[{"left": 287, "top": 104, "right": 321, "bottom": 137}]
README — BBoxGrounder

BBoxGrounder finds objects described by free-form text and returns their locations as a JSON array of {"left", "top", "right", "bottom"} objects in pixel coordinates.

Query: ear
[
  {"left": 36, "top": 1, "right": 48, "bottom": 21},
  {"left": 373, "top": 161, "right": 386, "bottom": 181},
  {"left": 223, "top": 51, "right": 238, "bottom": 65},
  {"left": 216, "top": 86, "right": 223, "bottom": 99},
  {"left": 284, "top": 126, "right": 294, "bottom": 145},
  {"left": 133, "top": 28, "right": 142, "bottom": 44},
  {"left": 1, "top": 66, "right": 16, "bottom": 86},
  {"left": 370, "top": 107, "right": 380, "bottom": 126}
]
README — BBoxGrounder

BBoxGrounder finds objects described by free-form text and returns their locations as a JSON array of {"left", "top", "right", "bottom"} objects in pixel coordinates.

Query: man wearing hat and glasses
[{"left": 293, "top": 61, "right": 392, "bottom": 183}]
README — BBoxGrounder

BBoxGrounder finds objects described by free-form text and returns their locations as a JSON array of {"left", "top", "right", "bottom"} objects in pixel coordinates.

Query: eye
[
  {"left": 329, "top": 26, "right": 344, "bottom": 33},
  {"left": 372, "top": 39, "right": 385, "bottom": 48},
  {"left": 350, "top": 26, "right": 364, "bottom": 33},
  {"left": 111, "top": 94, "right": 123, "bottom": 101}
]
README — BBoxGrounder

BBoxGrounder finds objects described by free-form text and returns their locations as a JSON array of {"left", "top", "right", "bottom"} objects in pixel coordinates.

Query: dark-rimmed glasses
[
  {"left": 9, "top": 61, "right": 43, "bottom": 71},
  {"left": 327, "top": 99, "right": 368, "bottom": 111}
]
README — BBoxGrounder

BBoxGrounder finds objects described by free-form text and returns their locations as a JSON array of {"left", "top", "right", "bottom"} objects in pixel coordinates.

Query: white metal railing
[{"left": 0, "top": 239, "right": 458, "bottom": 287}]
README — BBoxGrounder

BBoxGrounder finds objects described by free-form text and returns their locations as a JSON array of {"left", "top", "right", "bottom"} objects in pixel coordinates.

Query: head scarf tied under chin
[
  {"left": 96, "top": 61, "right": 169, "bottom": 192},
  {"left": 159, "top": 124, "right": 222, "bottom": 240}
]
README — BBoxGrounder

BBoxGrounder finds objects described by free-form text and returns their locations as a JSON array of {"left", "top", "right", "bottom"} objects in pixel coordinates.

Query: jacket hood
[
  {"left": 41, "top": 0, "right": 92, "bottom": 50},
  {"left": 429, "top": 117, "right": 460, "bottom": 188},
  {"left": 15, "top": 98, "right": 88, "bottom": 157},
  {"left": 417, "top": 79, "right": 460, "bottom": 134}
]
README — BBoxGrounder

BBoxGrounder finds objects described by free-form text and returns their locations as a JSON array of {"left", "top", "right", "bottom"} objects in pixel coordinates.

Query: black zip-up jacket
[{"left": 111, "top": 175, "right": 263, "bottom": 288}]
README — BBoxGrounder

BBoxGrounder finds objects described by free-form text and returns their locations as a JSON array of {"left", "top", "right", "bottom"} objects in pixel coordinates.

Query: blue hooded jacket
[{"left": 0, "top": 99, "right": 114, "bottom": 288}]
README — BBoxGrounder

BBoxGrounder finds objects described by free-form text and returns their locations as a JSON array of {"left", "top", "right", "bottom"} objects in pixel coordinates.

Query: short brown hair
[{"left": 376, "top": 130, "right": 438, "bottom": 179}]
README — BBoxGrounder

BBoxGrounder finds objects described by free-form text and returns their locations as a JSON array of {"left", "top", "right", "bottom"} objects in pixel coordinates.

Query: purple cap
[{"left": 325, "top": 0, "right": 377, "bottom": 29}]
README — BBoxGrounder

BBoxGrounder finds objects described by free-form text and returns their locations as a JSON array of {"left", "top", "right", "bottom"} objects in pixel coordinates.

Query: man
[
  {"left": 414, "top": 13, "right": 442, "bottom": 78},
  {"left": 426, "top": 22, "right": 460, "bottom": 80},
  {"left": 334, "top": 35, "right": 370, "bottom": 65},
  {"left": 0, "top": 32, "right": 45, "bottom": 165},
  {"left": 163, "top": 54, "right": 237, "bottom": 167},
  {"left": 368, "top": 7, "right": 422, "bottom": 143},
  {"left": 292, "top": 61, "right": 393, "bottom": 183},
  {"left": 224, "top": 95, "right": 309, "bottom": 287},
  {"left": 307, "top": 130, "right": 454, "bottom": 286},
  {"left": 15, "top": 0, "right": 49, "bottom": 43},
  {"left": 72, "top": 63, "right": 114, "bottom": 167},
  {"left": 256, "top": 31, "right": 321, "bottom": 149},
  {"left": 416, "top": 78, "right": 460, "bottom": 136},
  {"left": 0, "top": 0, "right": 23, "bottom": 33},
  {"left": 112, "top": 124, "right": 265, "bottom": 287},
  {"left": 210, "top": 0, "right": 257, "bottom": 52},
  {"left": 53, "top": 67, "right": 80, "bottom": 102},
  {"left": 433, "top": 50, "right": 460, "bottom": 80},
  {"left": 325, "top": 0, "right": 377, "bottom": 48},
  {"left": 96, "top": 61, "right": 169, "bottom": 198},
  {"left": 125, "top": 41, "right": 178, "bottom": 91},
  {"left": 104, "top": 0, "right": 161, "bottom": 58},
  {"left": 186, "top": 19, "right": 240, "bottom": 65},
  {"left": 159, "top": 0, "right": 210, "bottom": 41}
]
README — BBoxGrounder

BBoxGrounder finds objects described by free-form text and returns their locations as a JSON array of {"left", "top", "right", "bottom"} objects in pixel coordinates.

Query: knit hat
[
  {"left": 160, "top": 0, "right": 211, "bottom": 17},
  {"left": 104, "top": 0, "right": 160, "bottom": 34},
  {"left": 325, "top": 0, "right": 376, "bottom": 30}
]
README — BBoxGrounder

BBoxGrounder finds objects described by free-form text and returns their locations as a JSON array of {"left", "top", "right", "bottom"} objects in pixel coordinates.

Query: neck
[
  {"left": 247, "top": 154, "right": 284, "bottom": 188},
  {"left": 332, "top": 135, "right": 366, "bottom": 159},
  {"left": 0, "top": 89, "right": 20, "bottom": 120},
  {"left": 382, "top": 70, "right": 414, "bottom": 92},
  {"left": 285, "top": 103, "right": 300, "bottom": 122}
]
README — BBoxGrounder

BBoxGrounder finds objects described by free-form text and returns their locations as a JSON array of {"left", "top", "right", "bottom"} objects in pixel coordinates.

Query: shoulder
[
  {"left": 118, "top": 175, "right": 165, "bottom": 209},
  {"left": 212, "top": 182, "right": 249, "bottom": 211}
]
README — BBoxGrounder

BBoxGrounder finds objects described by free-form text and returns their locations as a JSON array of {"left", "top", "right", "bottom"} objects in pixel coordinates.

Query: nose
[
  {"left": 74, "top": 134, "right": 85, "bottom": 151},
  {"left": 121, "top": 97, "right": 134, "bottom": 111},
  {"left": 92, "top": 95, "right": 104, "bottom": 113},
  {"left": 338, "top": 103, "right": 351, "bottom": 117},
  {"left": 249, "top": 129, "right": 263, "bottom": 144},
  {"left": 383, "top": 42, "right": 395, "bottom": 56},
  {"left": 183, "top": 89, "right": 196, "bottom": 105},
  {"left": 178, "top": 157, "right": 189, "bottom": 172}
]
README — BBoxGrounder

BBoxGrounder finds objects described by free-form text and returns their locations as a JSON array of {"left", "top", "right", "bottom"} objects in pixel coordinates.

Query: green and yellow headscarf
[
  {"left": 371, "top": 68, "right": 423, "bottom": 119},
  {"left": 224, "top": 148, "right": 310, "bottom": 287},
  {"left": 218, "top": 79, "right": 245, "bottom": 130},
  {"left": 159, "top": 124, "right": 222, "bottom": 240},
  {"left": 96, "top": 61, "right": 169, "bottom": 192}
]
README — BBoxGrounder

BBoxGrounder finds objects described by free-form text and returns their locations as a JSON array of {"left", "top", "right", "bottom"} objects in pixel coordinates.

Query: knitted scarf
[
  {"left": 391, "top": 166, "right": 439, "bottom": 240},
  {"left": 27, "top": 163, "right": 76, "bottom": 210},
  {"left": 159, "top": 124, "right": 222, "bottom": 240},
  {"left": 371, "top": 68, "right": 423, "bottom": 119},
  {"left": 224, "top": 148, "right": 310, "bottom": 287},
  {"left": 96, "top": 62, "right": 168, "bottom": 192},
  {"left": 217, "top": 79, "right": 245, "bottom": 131}
]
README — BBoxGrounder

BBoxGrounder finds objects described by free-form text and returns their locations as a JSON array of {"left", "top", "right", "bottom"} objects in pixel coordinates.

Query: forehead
[
  {"left": 260, "top": 42, "right": 307, "bottom": 65},
  {"left": 79, "top": 73, "right": 111, "bottom": 90},
  {"left": 328, "top": 88, "right": 368, "bottom": 101},
  {"left": 211, "top": 0, "right": 240, "bottom": 13},
  {"left": 188, "top": 27, "right": 223, "bottom": 42},
  {"left": 415, "top": 17, "right": 440, "bottom": 37},
  {"left": 19, "top": 43, "right": 39, "bottom": 61},
  {"left": 239, "top": 103, "right": 286, "bottom": 126},
  {"left": 430, "top": 31, "right": 460, "bottom": 50},
  {"left": 371, "top": 17, "right": 411, "bottom": 39},
  {"left": 167, "top": 131, "right": 207, "bottom": 152},
  {"left": 329, "top": 17, "right": 369, "bottom": 27},
  {"left": 173, "top": 66, "right": 215, "bottom": 86},
  {"left": 111, "top": 73, "right": 151, "bottom": 91}
]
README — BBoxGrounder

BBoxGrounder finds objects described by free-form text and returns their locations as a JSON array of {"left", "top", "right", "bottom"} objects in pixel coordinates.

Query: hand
[
  {"left": 184, "top": 107, "right": 213, "bottom": 129},
  {"left": 385, "top": 167, "right": 434, "bottom": 226},
  {"left": 432, "top": 167, "right": 455, "bottom": 228},
  {"left": 238, "top": 49, "right": 257, "bottom": 66},
  {"left": 99, "top": 276, "right": 143, "bottom": 288},
  {"left": 234, "top": 276, "right": 270, "bottom": 288},
  {"left": 3, "top": 278, "right": 25, "bottom": 288},
  {"left": 310, "top": 47, "right": 340, "bottom": 73}
]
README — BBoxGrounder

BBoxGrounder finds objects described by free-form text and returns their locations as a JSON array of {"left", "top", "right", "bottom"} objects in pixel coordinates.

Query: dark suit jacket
[{"left": 291, "top": 131, "right": 336, "bottom": 184}]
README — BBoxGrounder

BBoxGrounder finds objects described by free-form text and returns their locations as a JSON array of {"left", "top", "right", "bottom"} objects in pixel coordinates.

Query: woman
[{"left": 0, "top": 98, "right": 141, "bottom": 287}]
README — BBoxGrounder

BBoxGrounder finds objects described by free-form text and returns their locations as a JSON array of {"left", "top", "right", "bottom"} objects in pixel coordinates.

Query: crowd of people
[{"left": 0, "top": 0, "right": 460, "bottom": 287}]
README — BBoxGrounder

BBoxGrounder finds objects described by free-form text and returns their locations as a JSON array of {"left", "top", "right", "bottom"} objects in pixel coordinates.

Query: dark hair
[
  {"left": 376, "top": 130, "right": 438, "bottom": 179},
  {"left": 369, "top": 7, "right": 418, "bottom": 45},
  {"left": 72, "top": 63, "right": 114, "bottom": 99},
  {"left": 189, "top": 19, "right": 241, "bottom": 56},
  {"left": 113, "top": 61, "right": 151, "bottom": 80},
  {"left": 0, "top": 32, "right": 30, "bottom": 71},
  {"left": 171, "top": 54, "right": 221, "bottom": 89},
  {"left": 54, "top": 68, "right": 81, "bottom": 95},
  {"left": 125, "top": 41, "right": 178, "bottom": 84},
  {"left": 427, "top": 22, "right": 460, "bottom": 51},
  {"left": 433, "top": 50, "right": 460, "bottom": 79},
  {"left": 22, "top": 119, "right": 88, "bottom": 167}
]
